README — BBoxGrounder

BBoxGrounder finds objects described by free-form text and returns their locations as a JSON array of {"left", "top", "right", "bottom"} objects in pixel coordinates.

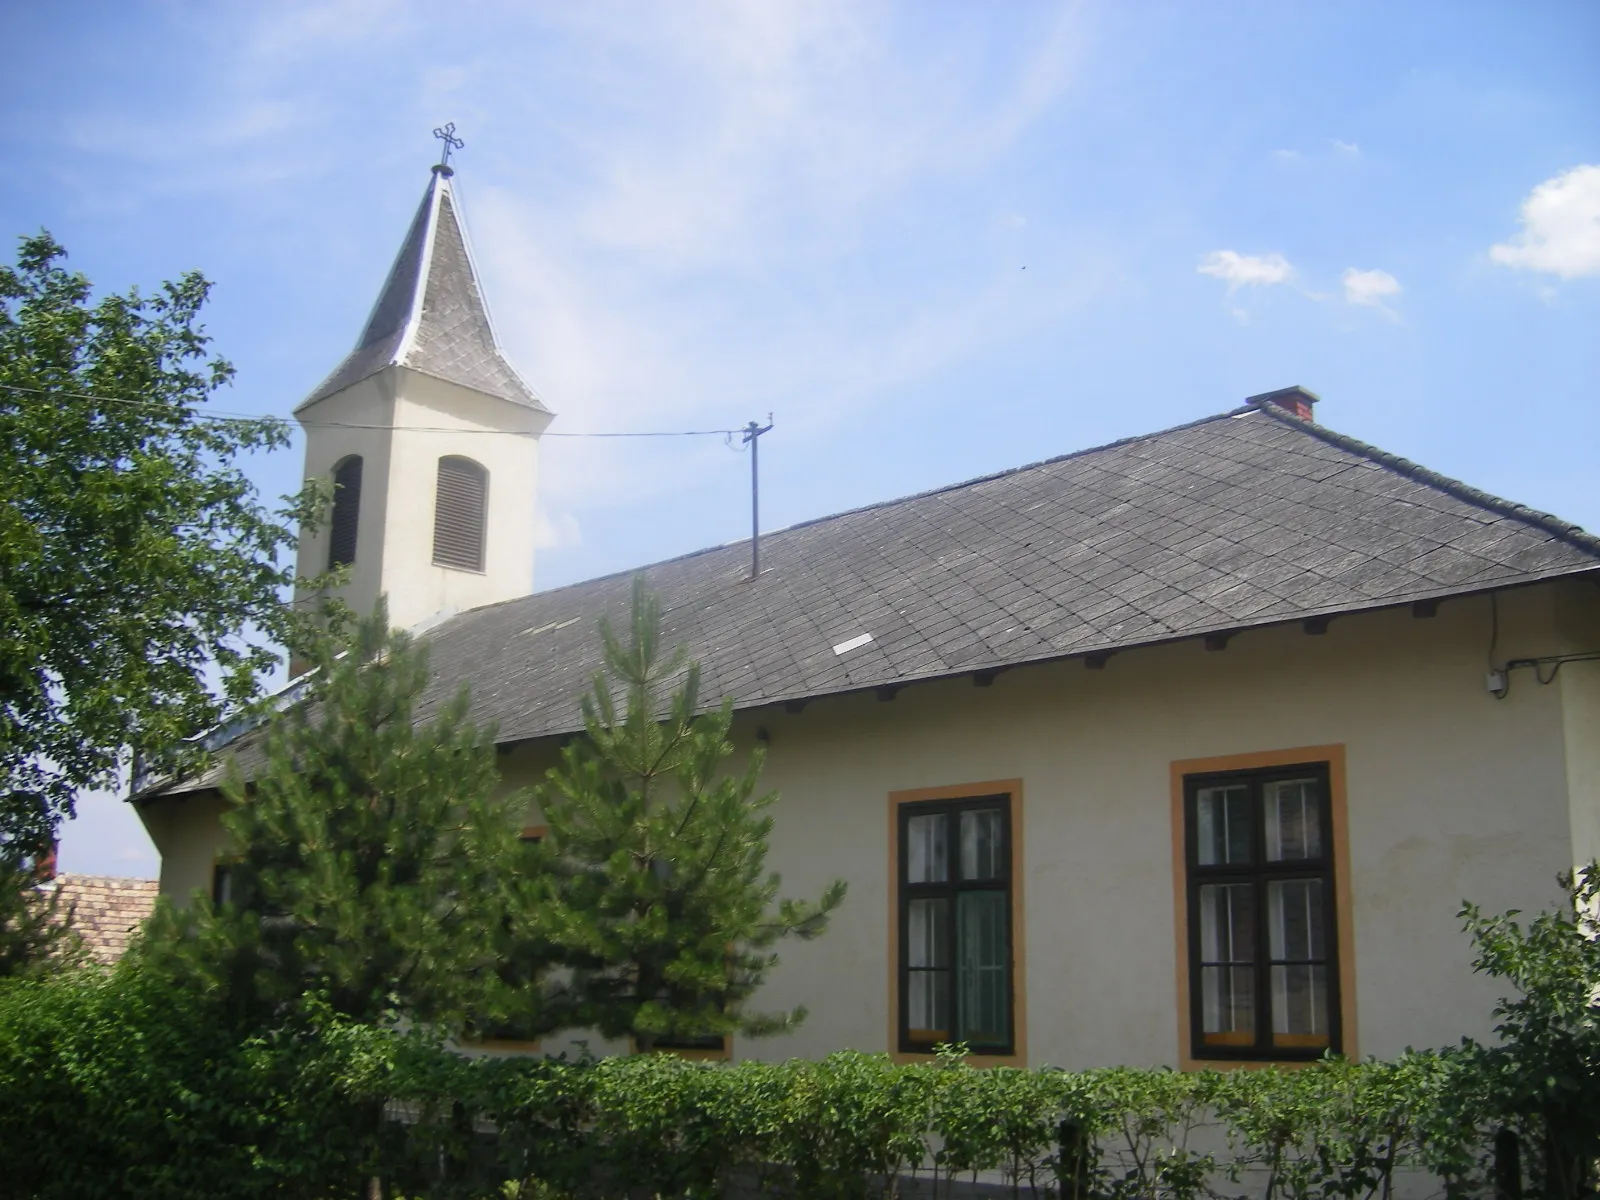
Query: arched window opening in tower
[
  {"left": 327, "top": 455, "right": 363, "bottom": 569},
  {"left": 433, "top": 455, "right": 488, "bottom": 572}
]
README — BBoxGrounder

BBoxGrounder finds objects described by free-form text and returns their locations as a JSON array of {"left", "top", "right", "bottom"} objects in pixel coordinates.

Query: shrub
[{"left": 0, "top": 965, "right": 401, "bottom": 1199}]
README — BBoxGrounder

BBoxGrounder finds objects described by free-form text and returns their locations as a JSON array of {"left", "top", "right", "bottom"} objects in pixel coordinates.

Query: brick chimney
[
  {"left": 31, "top": 839, "right": 57, "bottom": 883},
  {"left": 1247, "top": 385, "right": 1319, "bottom": 421}
]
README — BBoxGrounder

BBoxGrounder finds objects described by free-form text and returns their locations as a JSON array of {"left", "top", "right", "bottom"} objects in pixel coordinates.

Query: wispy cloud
[
  {"left": 1197, "top": 250, "right": 1294, "bottom": 291},
  {"left": 1490, "top": 164, "right": 1600, "bottom": 279},
  {"left": 244, "top": 0, "right": 411, "bottom": 66},
  {"left": 1330, "top": 139, "right": 1360, "bottom": 157},
  {"left": 1342, "top": 267, "right": 1401, "bottom": 318},
  {"left": 459, "top": 1, "right": 1100, "bottom": 524}
]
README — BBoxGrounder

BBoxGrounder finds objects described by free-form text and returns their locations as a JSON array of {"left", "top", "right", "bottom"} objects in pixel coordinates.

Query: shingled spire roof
[{"left": 298, "top": 167, "right": 549, "bottom": 413}]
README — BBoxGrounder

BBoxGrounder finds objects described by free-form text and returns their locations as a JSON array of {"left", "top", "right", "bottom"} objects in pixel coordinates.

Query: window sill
[
  {"left": 460, "top": 1038, "right": 542, "bottom": 1054},
  {"left": 890, "top": 1050, "right": 1027, "bottom": 1069}
]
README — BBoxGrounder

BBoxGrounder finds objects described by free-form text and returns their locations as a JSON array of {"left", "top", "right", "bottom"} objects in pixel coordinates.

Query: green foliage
[
  {"left": 0, "top": 844, "right": 81, "bottom": 979},
  {"left": 0, "top": 231, "right": 330, "bottom": 846},
  {"left": 0, "top": 978, "right": 1530, "bottom": 1200},
  {"left": 0, "top": 964, "right": 403, "bottom": 1199},
  {"left": 1457, "top": 861, "right": 1600, "bottom": 1199},
  {"left": 365, "top": 1049, "right": 1487, "bottom": 1200},
  {"left": 531, "top": 577, "right": 846, "bottom": 1050},
  {"left": 137, "top": 603, "right": 531, "bottom": 1030}
]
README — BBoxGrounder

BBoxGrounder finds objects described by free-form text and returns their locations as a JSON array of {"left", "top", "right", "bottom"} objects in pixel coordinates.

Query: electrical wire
[
  {"left": 0, "top": 380, "right": 748, "bottom": 439},
  {"left": 1507, "top": 651, "right": 1600, "bottom": 687}
]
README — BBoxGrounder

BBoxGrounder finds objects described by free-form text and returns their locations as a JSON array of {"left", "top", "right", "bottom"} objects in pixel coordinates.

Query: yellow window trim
[
  {"left": 629, "top": 1036, "right": 733, "bottom": 1061},
  {"left": 886, "top": 778, "right": 1027, "bottom": 1068},
  {"left": 461, "top": 1036, "right": 543, "bottom": 1053},
  {"left": 1169, "top": 744, "right": 1358, "bottom": 1071}
]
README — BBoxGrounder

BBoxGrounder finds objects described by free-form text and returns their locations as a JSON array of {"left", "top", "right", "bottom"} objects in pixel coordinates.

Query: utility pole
[{"left": 743, "top": 416, "right": 774, "bottom": 580}]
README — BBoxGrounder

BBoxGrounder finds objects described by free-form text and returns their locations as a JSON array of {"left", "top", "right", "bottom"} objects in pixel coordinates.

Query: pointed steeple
[{"left": 298, "top": 166, "right": 549, "bottom": 413}]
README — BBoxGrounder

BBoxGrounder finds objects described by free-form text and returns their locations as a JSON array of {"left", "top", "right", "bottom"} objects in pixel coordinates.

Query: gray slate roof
[
  {"left": 297, "top": 169, "right": 549, "bottom": 413},
  {"left": 148, "top": 398, "right": 1600, "bottom": 795},
  {"left": 413, "top": 400, "right": 1600, "bottom": 744}
]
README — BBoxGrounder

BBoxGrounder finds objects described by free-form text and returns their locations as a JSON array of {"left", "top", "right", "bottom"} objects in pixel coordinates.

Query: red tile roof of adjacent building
[{"left": 51, "top": 874, "right": 158, "bottom": 964}]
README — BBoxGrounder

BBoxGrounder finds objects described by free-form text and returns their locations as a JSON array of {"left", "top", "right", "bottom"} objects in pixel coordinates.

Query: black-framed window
[
  {"left": 1184, "top": 763, "right": 1339, "bottom": 1060},
  {"left": 327, "top": 455, "right": 362, "bottom": 569},
  {"left": 897, "top": 793, "right": 1014, "bottom": 1054},
  {"left": 652, "top": 1032, "right": 729, "bottom": 1054},
  {"left": 211, "top": 862, "right": 235, "bottom": 907}
]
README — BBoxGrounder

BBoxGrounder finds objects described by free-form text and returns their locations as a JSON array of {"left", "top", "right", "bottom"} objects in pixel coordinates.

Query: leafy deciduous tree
[
  {"left": 1459, "top": 862, "right": 1600, "bottom": 1200},
  {"left": 0, "top": 232, "right": 326, "bottom": 848}
]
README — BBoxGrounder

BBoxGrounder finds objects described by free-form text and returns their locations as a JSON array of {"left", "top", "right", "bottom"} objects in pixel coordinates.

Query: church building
[{"left": 135, "top": 163, "right": 1600, "bottom": 1072}]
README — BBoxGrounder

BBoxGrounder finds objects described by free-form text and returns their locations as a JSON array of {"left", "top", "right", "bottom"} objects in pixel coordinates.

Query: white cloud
[
  {"left": 1330, "top": 139, "right": 1359, "bottom": 156},
  {"left": 1342, "top": 267, "right": 1401, "bottom": 314},
  {"left": 245, "top": 0, "right": 409, "bottom": 65},
  {"left": 534, "top": 509, "right": 583, "bottom": 551},
  {"left": 1197, "top": 250, "right": 1294, "bottom": 291},
  {"left": 453, "top": 0, "right": 1104, "bottom": 531},
  {"left": 1489, "top": 165, "right": 1600, "bottom": 279}
]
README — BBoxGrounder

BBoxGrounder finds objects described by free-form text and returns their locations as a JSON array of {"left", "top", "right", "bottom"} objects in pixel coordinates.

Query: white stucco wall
[
  {"left": 292, "top": 367, "right": 547, "bottom": 634},
  {"left": 378, "top": 372, "right": 545, "bottom": 632},
  {"left": 144, "top": 580, "right": 1596, "bottom": 1071},
  {"left": 517, "top": 583, "right": 1586, "bottom": 1068},
  {"left": 139, "top": 789, "right": 232, "bottom": 904},
  {"left": 293, "top": 374, "right": 395, "bottom": 621}
]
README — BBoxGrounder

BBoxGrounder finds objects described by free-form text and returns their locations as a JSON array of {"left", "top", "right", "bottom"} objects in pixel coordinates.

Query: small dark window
[
  {"left": 327, "top": 456, "right": 363, "bottom": 569},
  {"left": 212, "top": 863, "right": 235, "bottom": 907},
  {"left": 653, "top": 1032, "right": 729, "bottom": 1054},
  {"left": 1185, "top": 763, "right": 1340, "bottom": 1060},
  {"left": 897, "top": 793, "right": 1014, "bottom": 1054},
  {"left": 433, "top": 456, "right": 487, "bottom": 572}
]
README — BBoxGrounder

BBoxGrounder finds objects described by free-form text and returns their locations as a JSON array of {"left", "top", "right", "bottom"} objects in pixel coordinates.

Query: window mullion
[{"left": 1252, "top": 776, "right": 1272, "bottom": 1055}]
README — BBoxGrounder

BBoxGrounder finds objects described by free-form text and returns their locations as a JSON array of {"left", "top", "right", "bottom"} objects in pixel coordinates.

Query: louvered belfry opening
[
  {"left": 327, "top": 455, "right": 363, "bottom": 569},
  {"left": 433, "top": 455, "right": 487, "bottom": 572}
]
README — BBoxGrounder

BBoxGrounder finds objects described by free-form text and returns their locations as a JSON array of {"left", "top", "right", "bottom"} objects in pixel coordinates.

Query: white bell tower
[{"left": 293, "top": 162, "right": 554, "bottom": 634}]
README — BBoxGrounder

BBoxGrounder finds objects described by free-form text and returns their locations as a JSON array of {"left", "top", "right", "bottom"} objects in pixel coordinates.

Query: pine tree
[
  {"left": 142, "top": 602, "right": 533, "bottom": 1031},
  {"left": 0, "top": 842, "right": 80, "bottom": 979},
  {"left": 533, "top": 578, "right": 846, "bottom": 1052}
]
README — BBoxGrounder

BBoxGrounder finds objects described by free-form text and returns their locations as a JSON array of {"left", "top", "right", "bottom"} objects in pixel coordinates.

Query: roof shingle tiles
[
  {"left": 50, "top": 874, "right": 158, "bottom": 964},
  {"left": 298, "top": 171, "right": 549, "bottom": 414},
  {"left": 152, "top": 400, "right": 1600, "bottom": 794},
  {"left": 397, "top": 402, "right": 1599, "bottom": 743}
]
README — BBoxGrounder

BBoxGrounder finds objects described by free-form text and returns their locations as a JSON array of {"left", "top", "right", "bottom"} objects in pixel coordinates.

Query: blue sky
[{"left": 5, "top": 1, "right": 1595, "bottom": 877}]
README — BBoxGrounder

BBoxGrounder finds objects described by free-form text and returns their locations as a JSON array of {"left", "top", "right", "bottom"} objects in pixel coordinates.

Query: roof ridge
[
  {"left": 54, "top": 873, "right": 159, "bottom": 887},
  {"left": 1253, "top": 403, "right": 1600, "bottom": 557},
  {"left": 389, "top": 169, "right": 445, "bottom": 369}
]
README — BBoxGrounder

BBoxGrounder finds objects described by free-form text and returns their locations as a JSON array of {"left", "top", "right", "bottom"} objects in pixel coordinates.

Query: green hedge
[
  {"left": 378, "top": 1046, "right": 1487, "bottom": 1199},
  {"left": 0, "top": 965, "right": 1498, "bottom": 1199}
]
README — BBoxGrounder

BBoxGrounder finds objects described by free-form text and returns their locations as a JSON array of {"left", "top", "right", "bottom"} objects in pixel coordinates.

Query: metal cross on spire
[{"left": 431, "top": 122, "right": 464, "bottom": 174}]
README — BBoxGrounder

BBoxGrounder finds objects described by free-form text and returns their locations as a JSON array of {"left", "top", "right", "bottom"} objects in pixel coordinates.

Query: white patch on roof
[{"left": 832, "top": 632, "right": 874, "bottom": 656}]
